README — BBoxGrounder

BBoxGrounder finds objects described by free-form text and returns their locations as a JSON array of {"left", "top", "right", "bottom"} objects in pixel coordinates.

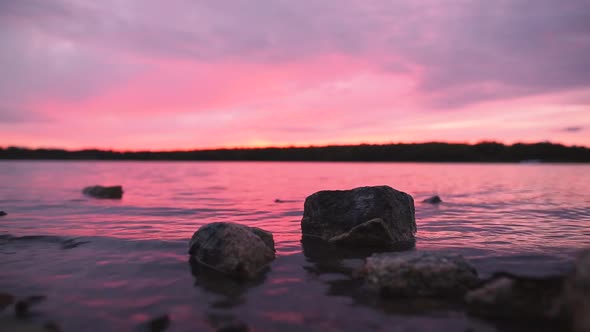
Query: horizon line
[{"left": 2, "top": 140, "right": 589, "bottom": 153}]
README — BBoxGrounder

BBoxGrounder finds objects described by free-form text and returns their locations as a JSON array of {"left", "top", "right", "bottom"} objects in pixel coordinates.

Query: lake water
[{"left": 1, "top": 161, "right": 589, "bottom": 331}]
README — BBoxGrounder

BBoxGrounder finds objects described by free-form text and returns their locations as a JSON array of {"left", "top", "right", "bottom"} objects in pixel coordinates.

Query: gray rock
[
  {"left": 563, "top": 249, "right": 590, "bottom": 332},
  {"left": 82, "top": 185, "right": 123, "bottom": 199},
  {"left": 362, "top": 251, "right": 478, "bottom": 297},
  {"left": 188, "top": 222, "right": 275, "bottom": 279},
  {"left": 422, "top": 195, "right": 442, "bottom": 204},
  {"left": 301, "top": 185, "right": 416, "bottom": 249},
  {"left": 465, "top": 273, "right": 564, "bottom": 321}
]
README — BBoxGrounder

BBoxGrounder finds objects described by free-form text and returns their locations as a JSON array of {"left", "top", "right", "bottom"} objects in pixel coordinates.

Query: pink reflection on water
[
  {"left": 1, "top": 161, "right": 589, "bottom": 254},
  {"left": 130, "top": 313, "right": 151, "bottom": 323},
  {"left": 270, "top": 277, "right": 302, "bottom": 285},
  {"left": 101, "top": 280, "right": 130, "bottom": 289}
]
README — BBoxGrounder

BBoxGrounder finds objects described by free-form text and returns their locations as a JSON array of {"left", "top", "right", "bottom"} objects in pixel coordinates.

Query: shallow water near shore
[{"left": 1, "top": 161, "right": 589, "bottom": 331}]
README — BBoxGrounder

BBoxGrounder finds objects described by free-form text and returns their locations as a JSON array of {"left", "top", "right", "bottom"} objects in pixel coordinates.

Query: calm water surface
[{"left": 1, "top": 161, "right": 589, "bottom": 331}]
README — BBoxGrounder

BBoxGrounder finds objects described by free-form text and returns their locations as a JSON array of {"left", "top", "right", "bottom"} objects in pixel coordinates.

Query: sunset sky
[{"left": 1, "top": 0, "right": 589, "bottom": 150}]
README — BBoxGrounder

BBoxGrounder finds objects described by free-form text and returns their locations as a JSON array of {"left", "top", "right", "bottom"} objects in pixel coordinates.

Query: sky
[{"left": 0, "top": 0, "right": 589, "bottom": 150}]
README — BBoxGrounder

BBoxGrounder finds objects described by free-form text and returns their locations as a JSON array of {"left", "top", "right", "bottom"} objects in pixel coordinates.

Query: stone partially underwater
[
  {"left": 82, "top": 185, "right": 123, "bottom": 199},
  {"left": 361, "top": 251, "right": 479, "bottom": 298},
  {"left": 301, "top": 185, "right": 416, "bottom": 250},
  {"left": 465, "top": 273, "right": 565, "bottom": 322},
  {"left": 188, "top": 222, "right": 276, "bottom": 279}
]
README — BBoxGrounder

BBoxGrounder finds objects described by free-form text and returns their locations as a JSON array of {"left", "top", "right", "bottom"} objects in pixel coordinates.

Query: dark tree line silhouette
[{"left": 0, "top": 142, "right": 588, "bottom": 162}]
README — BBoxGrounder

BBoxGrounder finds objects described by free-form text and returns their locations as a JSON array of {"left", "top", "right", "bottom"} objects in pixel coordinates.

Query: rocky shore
[
  {"left": 182, "top": 185, "right": 587, "bottom": 331},
  {"left": 2, "top": 184, "right": 586, "bottom": 331}
]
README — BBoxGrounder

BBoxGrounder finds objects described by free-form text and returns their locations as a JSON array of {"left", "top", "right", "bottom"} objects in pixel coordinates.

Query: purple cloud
[{"left": 1, "top": 0, "right": 589, "bottom": 108}]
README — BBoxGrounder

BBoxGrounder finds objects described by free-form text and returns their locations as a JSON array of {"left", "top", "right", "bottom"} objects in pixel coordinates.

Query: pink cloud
[{"left": 0, "top": 0, "right": 589, "bottom": 149}]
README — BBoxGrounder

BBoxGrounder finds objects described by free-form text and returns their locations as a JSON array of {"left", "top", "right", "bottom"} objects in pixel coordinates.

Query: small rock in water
[
  {"left": 15, "top": 295, "right": 47, "bottom": 318},
  {"left": 465, "top": 272, "right": 564, "bottom": 321},
  {"left": 422, "top": 195, "right": 442, "bottom": 204},
  {"left": 147, "top": 314, "right": 170, "bottom": 332},
  {"left": 362, "top": 251, "right": 478, "bottom": 297},
  {"left": 0, "top": 211, "right": 6, "bottom": 216},
  {"left": 82, "top": 185, "right": 123, "bottom": 199},
  {"left": 563, "top": 249, "right": 590, "bottom": 332},
  {"left": 301, "top": 185, "right": 416, "bottom": 250},
  {"left": 188, "top": 222, "right": 276, "bottom": 279},
  {"left": 274, "top": 199, "right": 285, "bottom": 203}
]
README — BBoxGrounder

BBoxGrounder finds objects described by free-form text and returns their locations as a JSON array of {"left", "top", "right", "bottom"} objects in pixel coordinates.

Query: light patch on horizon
[{"left": 0, "top": 0, "right": 589, "bottom": 149}]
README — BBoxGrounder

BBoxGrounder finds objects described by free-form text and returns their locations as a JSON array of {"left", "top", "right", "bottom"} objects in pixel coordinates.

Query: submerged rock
[
  {"left": 0, "top": 316, "right": 53, "bottom": 332},
  {"left": 362, "top": 251, "right": 478, "bottom": 297},
  {"left": 82, "top": 185, "right": 123, "bottom": 199},
  {"left": 563, "top": 249, "right": 590, "bottom": 332},
  {"left": 146, "top": 314, "right": 170, "bottom": 332},
  {"left": 422, "top": 195, "right": 442, "bottom": 204},
  {"left": 208, "top": 313, "right": 249, "bottom": 332},
  {"left": 0, "top": 211, "right": 7, "bottom": 216},
  {"left": 465, "top": 273, "right": 564, "bottom": 322},
  {"left": 188, "top": 222, "right": 275, "bottom": 279},
  {"left": 15, "top": 295, "right": 47, "bottom": 318},
  {"left": 0, "top": 292, "right": 15, "bottom": 311},
  {"left": 216, "top": 320, "right": 249, "bottom": 332},
  {"left": 301, "top": 185, "right": 416, "bottom": 250}
]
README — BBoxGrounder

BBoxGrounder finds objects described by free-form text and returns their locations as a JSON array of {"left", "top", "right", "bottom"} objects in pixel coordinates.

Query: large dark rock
[
  {"left": 0, "top": 211, "right": 6, "bottom": 216},
  {"left": 301, "top": 185, "right": 416, "bottom": 249},
  {"left": 361, "top": 251, "right": 479, "bottom": 298},
  {"left": 563, "top": 249, "right": 590, "bottom": 332},
  {"left": 465, "top": 273, "right": 565, "bottom": 322},
  {"left": 188, "top": 222, "right": 275, "bottom": 279},
  {"left": 82, "top": 185, "right": 123, "bottom": 199}
]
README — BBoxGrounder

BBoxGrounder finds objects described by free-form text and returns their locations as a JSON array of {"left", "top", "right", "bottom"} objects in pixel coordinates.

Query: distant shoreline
[{"left": 1, "top": 142, "right": 589, "bottom": 163}]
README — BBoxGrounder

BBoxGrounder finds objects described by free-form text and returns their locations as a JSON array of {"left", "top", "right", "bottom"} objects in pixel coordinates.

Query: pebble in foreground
[{"left": 188, "top": 222, "right": 276, "bottom": 279}]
